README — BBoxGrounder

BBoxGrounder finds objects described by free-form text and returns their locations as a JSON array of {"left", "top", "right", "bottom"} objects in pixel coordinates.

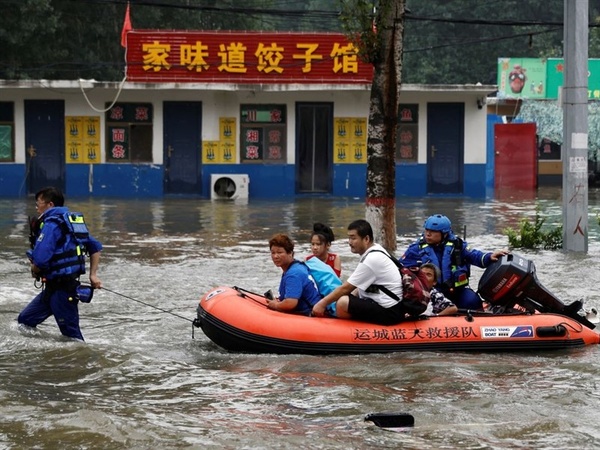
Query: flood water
[{"left": 2, "top": 188, "right": 600, "bottom": 449}]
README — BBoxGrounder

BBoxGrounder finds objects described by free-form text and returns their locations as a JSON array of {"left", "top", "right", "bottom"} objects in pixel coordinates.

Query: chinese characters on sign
[
  {"left": 333, "top": 118, "right": 367, "bottom": 163},
  {"left": 396, "top": 104, "right": 419, "bottom": 163},
  {"left": 126, "top": 31, "right": 373, "bottom": 84},
  {"left": 538, "top": 137, "right": 561, "bottom": 161},
  {"left": 546, "top": 58, "right": 600, "bottom": 100},
  {"left": 352, "top": 326, "right": 479, "bottom": 342},
  {"left": 241, "top": 105, "right": 286, "bottom": 163},
  {"left": 65, "top": 116, "right": 100, "bottom": 164},
  {"left": 105, "top": 103, "right": 153, "bottom": 162}
]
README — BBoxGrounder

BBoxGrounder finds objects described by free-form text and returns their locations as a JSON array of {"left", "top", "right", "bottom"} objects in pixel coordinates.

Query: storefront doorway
[{"left": 296, "top": 102, "right": 333, "bottom": 193}]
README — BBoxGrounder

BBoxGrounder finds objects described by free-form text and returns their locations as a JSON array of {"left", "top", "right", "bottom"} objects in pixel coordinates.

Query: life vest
[
  {"left": 306, "top": 253, "right": 340, "bottom": 277},
  {"left": 417, "top": 235, "right": 469, "bottom": 289},
  {"left": 38, "top": 211, "right": 90, "bottom": 280}
]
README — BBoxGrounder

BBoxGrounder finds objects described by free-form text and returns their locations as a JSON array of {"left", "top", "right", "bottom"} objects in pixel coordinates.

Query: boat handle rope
[
  {"left": 233, "top": 286, "right": 269, "bottom": 306},
  {"left": 559, "top": 320, "right": 583, "bottom": 333}
]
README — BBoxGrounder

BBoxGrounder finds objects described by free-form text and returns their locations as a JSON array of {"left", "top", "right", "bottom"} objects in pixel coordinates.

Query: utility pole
[
  {"left": 562, "top": 0, "right": 588, "bottom": 252},
  {"left": 365, "top": 0, "right": 405, "bottom": 252}
]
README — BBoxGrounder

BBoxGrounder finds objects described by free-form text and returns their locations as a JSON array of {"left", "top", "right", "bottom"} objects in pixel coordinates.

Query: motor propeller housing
[{"left": 478, "top": 253, "right": 595, "bottom": 329}]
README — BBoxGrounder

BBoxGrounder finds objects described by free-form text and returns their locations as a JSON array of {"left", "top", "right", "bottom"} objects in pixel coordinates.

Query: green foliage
[
  {"left": 0, "top": 0, "right": 342, "bottom": 81},
  {"left": 3, "top": 0, "right": 600, "bottom": 83},
  {"left": 402, "top": 0, "right": 600, "bottom": 84},
  {"left": 338, "top": 0, "right": 382, "bottom": 64},
  {"left": 504, "top": 210, "right": 563, "bottom": 250}
]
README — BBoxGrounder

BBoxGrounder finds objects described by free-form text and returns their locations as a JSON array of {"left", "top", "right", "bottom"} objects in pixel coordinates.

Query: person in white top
[{"left": 311, "top": 219, "right": 407, "bottom": 325}]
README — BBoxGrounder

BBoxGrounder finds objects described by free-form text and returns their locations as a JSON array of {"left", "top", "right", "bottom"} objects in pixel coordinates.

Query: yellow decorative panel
[
  {"left": 334, "top": 117, "right": 367, "bottom": 163},
  {"left": 219, "top": 117, "right": 236, "bottom": 164},
  {"left": 221, "top": 141, "right": 235, "bottom": 163},
  {"left": 203, "top": 141, "right": 220, "bottom": 164},
  {"left": 65, "top": 116, "right": 100, "bottom": 163}
]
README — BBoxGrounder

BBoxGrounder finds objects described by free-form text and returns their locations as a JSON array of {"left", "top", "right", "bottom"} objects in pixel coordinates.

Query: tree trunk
[{"left": 365, "top": 0, "right": 405, "bottom": 253}]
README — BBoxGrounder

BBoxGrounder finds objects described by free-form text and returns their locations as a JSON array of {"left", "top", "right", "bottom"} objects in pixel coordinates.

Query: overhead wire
[
  {"left": 4, "top": 0, "right": 597, "bottom": 78},
  {"left": 404, "top": 26, "right": 562, "bottom": 54},
  {"left": 82, "top": 0, "right": 341, "bottom": 16}
]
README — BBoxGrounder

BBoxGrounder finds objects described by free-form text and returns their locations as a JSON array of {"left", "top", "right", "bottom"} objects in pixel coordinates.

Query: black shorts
[{"left": 347, "top": 294, "right": 407, "bottom": 325}]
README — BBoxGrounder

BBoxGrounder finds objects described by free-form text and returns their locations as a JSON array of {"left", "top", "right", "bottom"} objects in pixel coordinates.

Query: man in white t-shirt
[{"left": 311, "top": 219, "right": 407, "bottom": 325}]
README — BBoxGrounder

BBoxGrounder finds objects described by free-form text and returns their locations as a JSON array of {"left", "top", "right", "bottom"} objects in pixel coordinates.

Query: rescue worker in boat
[
  {"left": 306, "top": 222, "right": 342, "bottom": 277},
  {"left": 17, "top": 187, "right": 103, "bottom": 341},
  {"left": 400, "top": 214, "right": 508, "bottom": 310}
]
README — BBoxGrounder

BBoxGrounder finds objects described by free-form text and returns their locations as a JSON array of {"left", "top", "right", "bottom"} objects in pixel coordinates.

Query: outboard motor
[{"left": 478, "top": 253, "right": 595, "bottom": 329}]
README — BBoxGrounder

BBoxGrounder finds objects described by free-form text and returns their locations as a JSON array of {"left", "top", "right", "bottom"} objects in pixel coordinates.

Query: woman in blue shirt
[{"left": 266, "top": 233, "right": 321, "bottom": 316}]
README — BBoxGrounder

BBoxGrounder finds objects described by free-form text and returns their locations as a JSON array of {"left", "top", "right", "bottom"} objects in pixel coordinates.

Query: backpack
[
  {"left": 368, "top": 250, "right": 431, "bottom": 317},
  {"left": 304, "top": 257, "right": 342, "bottom": 297}
]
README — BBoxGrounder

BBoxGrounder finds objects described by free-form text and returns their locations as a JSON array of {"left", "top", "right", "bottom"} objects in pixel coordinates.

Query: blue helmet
[{"left": 424, "top": 214, "right": 451, "bottom": 234}]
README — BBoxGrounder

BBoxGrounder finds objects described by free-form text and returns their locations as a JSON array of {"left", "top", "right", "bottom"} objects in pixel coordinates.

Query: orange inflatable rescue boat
[{"left": 193, "top": 254, "right": 599, "bottom": 354}]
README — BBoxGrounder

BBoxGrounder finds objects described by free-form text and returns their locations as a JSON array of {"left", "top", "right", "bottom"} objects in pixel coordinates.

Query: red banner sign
[{"left": 125, "top": 31, "right": 373, "bottom": 84}]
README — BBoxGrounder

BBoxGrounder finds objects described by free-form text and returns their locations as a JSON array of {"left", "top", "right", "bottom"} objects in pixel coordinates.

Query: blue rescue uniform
[
  {"left": 401, "top": 232, "right": 492, "bottom": 310},
  {"left": 18, "top": 207, "right": 102, "bottom": 340}
]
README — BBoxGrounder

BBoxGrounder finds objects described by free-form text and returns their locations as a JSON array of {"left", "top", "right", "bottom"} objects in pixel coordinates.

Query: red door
[{"left": 494, "top": 123, "right": 537, "bottom": 191}]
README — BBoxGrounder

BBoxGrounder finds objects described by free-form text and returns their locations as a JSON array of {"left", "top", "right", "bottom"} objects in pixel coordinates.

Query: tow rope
[{"left": 102, "top": 287, "right": 200, "bottom": 337}]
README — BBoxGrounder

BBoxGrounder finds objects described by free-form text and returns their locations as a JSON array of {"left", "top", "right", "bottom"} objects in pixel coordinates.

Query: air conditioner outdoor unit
[{"left": 210, "top": 174, "right": 249, "bottom": 200}]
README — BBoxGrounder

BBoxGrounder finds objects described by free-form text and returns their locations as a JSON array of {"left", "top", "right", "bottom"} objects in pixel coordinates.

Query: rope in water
[{"left": 102, "top": 287, "right": 193, "bottom": 323}]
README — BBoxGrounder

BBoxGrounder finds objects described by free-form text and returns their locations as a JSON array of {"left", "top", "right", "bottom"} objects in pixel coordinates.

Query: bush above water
[{"left": 504, "top": 210, "right": 563, "bottom": 250}]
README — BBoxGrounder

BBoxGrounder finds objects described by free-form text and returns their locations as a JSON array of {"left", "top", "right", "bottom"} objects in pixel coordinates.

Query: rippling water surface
[{"left": 2, "top": 188, "right": 600, "bottom": 449}]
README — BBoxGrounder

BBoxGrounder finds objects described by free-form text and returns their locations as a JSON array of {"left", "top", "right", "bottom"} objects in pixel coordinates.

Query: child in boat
[
  {"left": 306, "top": 222, "right": 342, "bottom": 277},
  {"left": 419, "top": 263, "right": 458, "bottom": 316}
]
